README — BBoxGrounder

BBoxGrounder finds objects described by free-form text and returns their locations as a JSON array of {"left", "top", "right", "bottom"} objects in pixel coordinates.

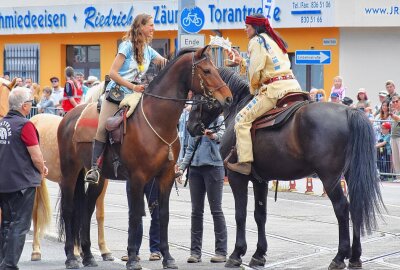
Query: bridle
[
  {"left": 191, "top": 94, "right": 226, "bottom": 134},
  {"left": 190, "top": 52, "right": 227, "bottom": 98},
  {"left": 143, "top": 51, "right": 225, "bottom": 106}
]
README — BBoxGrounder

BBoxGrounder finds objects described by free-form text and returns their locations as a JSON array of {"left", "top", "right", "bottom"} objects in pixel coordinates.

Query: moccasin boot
[{"left": 227, "top": 162, "right": 251, "bottom": 175}]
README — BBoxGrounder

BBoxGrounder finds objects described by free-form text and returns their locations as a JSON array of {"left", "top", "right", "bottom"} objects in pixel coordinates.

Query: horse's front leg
[
  {"left": 158, "top": 171, "right": 178, "bottom": 269},
  {"left": 225, "top": 171, "right": 249, "bottom": 268},
  {"left": 95, "top": 179, "right": 113, "bottom": 261},
  {"left": 80, "top": 176, "right": 106, "bottom": 267},
  {"left": 126, "top": 177, "right": 145, "bottom": 270},
  {"left": 324, "top": 179, "right": 350, "bottom": 270},
  {"left": 249, "top": 179, "right": 268, "bottom": 268}
]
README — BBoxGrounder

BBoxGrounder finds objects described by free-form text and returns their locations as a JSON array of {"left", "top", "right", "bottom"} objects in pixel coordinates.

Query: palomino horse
[
  {"left": 0, "top": 78, "right": 16, "bottom": 119},
  {"left": 29, "top": 90, "right": 114, "bottom": 262},
  {"left": 186, "top": 68, "right": 384, "bottom": 270},
  {"left": 57, "top": 46, "right": 232, "bottom": 269}
]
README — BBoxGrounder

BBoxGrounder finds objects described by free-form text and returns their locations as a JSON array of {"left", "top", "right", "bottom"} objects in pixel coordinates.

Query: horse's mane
[
  {"left": 147, "top": 48, "right": 198, "bottom": 90},
  {"left": 217, "top": 67, "right": 251, "bottom": 109}
]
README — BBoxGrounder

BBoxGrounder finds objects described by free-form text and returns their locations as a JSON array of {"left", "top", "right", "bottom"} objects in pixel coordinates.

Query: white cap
[{"left": 87, "top": 76, "right": 98, "bottom": 83}]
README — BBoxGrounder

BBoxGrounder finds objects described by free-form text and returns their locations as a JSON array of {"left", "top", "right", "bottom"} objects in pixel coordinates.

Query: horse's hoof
[
  {"left": 348, "top": 259, "right": 362, "bottom": 269},
  {"left": 102, "top": 252, "right": 114, "bottom": 261},
  {"left": 126, "top": 260, "right": 142, "bottom": 270},
  {"left": 82, "top": 256, "right": 98, "bottom": 267},
  {"left": 31, "top": 251, "right": 42, "bottom": 261},
  {"left": 163, "top": 259, "right": 178, "bottom": 269},
  {"left": 328, "top": 260, "right": 346, "bottom": 270},
  {"left": 65, "top": 258, "right": 80, "bottom": 269},
  {"left": 225, "top": 257, "right": 242, "bottom": 268},
  {"left": 249, "top": 256, "right": 266, "bottom": 268}
]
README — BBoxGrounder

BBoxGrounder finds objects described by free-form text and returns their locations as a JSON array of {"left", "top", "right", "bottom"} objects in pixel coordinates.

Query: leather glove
[{"left": 119, "top": 92, "right": 142, "bottom": 118}]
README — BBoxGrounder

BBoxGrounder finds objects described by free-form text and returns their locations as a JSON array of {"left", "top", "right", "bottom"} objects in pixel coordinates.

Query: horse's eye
[{"left": 203, "top": 69, "right": 211, "bottom": 75}]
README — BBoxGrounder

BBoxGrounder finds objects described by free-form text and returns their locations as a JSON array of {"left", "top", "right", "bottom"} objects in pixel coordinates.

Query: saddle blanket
[{"left": 73, "top": 103, "right": 99, "bottom": 143}]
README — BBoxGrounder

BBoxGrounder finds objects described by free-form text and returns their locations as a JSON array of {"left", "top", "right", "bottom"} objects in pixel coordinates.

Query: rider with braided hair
[
  {"left": 226, "top": 13, "right": 303, "bottom": 175},
  {"left": 85, "top": 13, "right": 167, "bottom": 183}
]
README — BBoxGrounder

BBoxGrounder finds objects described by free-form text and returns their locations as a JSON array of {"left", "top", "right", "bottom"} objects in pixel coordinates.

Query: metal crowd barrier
[
  {"left": 372, "top": 119, "right": 400, "bottom": 181},
  {"left": 27, "top": 106, "right": 64, "bottom": 119}
]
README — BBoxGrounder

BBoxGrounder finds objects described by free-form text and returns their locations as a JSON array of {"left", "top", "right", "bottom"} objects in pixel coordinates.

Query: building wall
[
  {"left": 0, "top": 30, "right": 177, "bottom": 85},
  {"left": 339, "top": 27, "right": 400, "bottom": 106}
]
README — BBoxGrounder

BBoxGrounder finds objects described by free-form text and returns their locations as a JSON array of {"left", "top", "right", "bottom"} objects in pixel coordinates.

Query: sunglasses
[
  {"left": 24, "top": 99, "right": 34, "bottom": 104},
  {"left": 392, "top": 100, "right": 399, "bottom": 104}
]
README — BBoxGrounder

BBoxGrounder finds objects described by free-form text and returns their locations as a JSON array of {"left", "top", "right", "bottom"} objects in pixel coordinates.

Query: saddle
[
  {"left": 250, "top": 92, "right": 310, "bottom": 140},
  {"left": 105, "top": 108, "right": 128, "bottom": 144},
  {"left": 73, "top": 103, "right": 128, "bottom": 145}
]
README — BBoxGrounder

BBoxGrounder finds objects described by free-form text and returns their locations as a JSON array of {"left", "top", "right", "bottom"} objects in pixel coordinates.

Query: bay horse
[
  {"left": 186, "top": 68, "right": 385, "bottom": 270},
  {"left": 57, "top": 46, "right": 232, "bottom": 269},
  {"left": 30, "top": 113, "right": 114, "bottom": 262}
]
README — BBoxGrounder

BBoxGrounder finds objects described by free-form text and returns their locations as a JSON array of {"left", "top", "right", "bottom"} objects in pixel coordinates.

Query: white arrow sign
[{"left": 295, "top": 50, "right": 331, "bottom": 65}]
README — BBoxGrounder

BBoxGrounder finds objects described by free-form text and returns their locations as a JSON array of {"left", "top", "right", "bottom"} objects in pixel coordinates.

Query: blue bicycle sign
[{"left": 180, "top": 7, "right": 205, "bottom": 34}]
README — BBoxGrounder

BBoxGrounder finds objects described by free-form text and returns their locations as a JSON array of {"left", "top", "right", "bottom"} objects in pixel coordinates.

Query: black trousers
[
  {"left": 188, "top": 166, "right": 227, "bottom": 256},
  {"left": 0, "top": 187, "right": 36, "bottom": 270}
]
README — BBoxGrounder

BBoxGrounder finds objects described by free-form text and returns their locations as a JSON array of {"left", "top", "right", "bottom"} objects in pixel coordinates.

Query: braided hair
[{"left": 248, "top": 13, "right": 288, "bottom": 51}]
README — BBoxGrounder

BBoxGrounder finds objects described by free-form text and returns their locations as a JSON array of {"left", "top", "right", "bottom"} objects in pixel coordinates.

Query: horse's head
[
  {"left": 187, "top": 67, "right": 251, "bottom": 137},
  {"left": 187, "top": 94, "right": 223, "bottom": 137},
  {"left": 190, "top": 46, "right": 232, "bottom": 107},
  {"left": 0, "top": 77, "right": 15, "bottom": 118}
]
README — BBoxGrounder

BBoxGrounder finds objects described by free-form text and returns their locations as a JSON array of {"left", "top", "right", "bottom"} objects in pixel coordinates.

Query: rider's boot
[
  {"left": 226, "top": 162, "right": 252, "bottom": 175},
  {"left": 85, "top": 140, "right": 106, "bottom": 184}
]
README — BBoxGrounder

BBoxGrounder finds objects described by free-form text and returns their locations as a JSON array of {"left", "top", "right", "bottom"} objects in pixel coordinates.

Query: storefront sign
[
  {"left": 336, "top": 0, "right": 400, "bottom": 27},
  {"left": 6, "top": 0, "right": 399, "bottom": 34},
  {"left": 180, "top": 34, "right": 205, "bottom": 48},
  {"left": 323, "top": 38, "right": 337, "bottom": 45}
]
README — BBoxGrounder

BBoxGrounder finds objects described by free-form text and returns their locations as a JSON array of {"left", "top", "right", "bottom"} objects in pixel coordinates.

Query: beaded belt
[{"left": 264, "top": 75, "right": 295, "bottom": 85}]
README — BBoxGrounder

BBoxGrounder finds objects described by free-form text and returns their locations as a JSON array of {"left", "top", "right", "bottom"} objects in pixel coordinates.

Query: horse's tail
[
  {"left": 34, "top": 178, "right": 52, "bottom": 238},
  {"left": 57, "top": 170, "right": 86, "bottom": 245},
  {"left": 345, "top": 109, "right": 385, "bottom": 235}
]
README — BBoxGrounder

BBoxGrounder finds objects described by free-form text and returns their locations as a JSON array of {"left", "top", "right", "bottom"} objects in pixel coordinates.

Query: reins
[{"left": 142, "top": 92, "right": 207, "bottom": 105}]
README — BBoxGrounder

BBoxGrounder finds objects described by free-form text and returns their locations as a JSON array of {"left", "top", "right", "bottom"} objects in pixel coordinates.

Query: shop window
[
  {"left": 117, "top": 39, "right": 170, "bottom": 58},
  {"left": 289, "top": 53, "right": 323, "bottom": 92},
  {"left": 3, "top": 44, "right": 40, "bottom": 83},
  {"left": 151, "top": 39, "right": 170, "bottom": 58},
  {"left": 66, "top": 45, "right": 100, "bottom": 79}
]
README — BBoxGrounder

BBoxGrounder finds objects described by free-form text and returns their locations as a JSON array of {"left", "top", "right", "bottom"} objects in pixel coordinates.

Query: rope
[{"left": 140, "top": 97, "right": 179, "bottom": 160}]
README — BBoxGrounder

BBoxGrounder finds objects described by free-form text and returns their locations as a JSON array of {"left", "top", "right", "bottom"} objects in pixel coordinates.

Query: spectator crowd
[
  {"left": 0, "top": 69, "right": 101, "bottom": 117},
  {"left": 310, "top": 78, "right": 400, "bottom": 182}
]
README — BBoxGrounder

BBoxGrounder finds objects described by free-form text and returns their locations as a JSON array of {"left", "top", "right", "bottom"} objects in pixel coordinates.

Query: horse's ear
[
  {"left": 195, "top": 45, "right": 210, "bottom": 59},
  {"left": 8, "top": 78, "right": 17, "bottom": 91}
]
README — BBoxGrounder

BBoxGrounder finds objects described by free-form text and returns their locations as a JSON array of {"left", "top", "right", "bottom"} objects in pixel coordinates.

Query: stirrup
[{"left": 85, "top": 169, "right": 100, "bottom": 185}]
